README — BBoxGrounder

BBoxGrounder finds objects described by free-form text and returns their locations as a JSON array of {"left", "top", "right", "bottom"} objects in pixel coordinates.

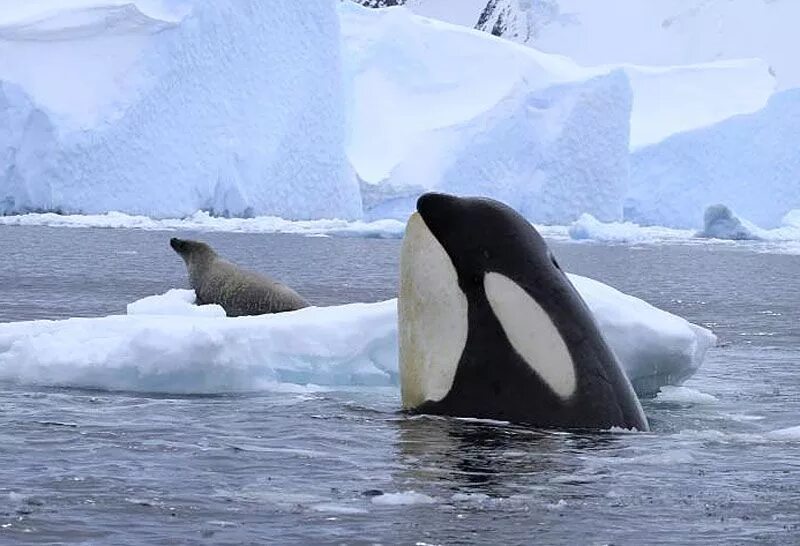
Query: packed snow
[
  {"left": 0, "top": 275, "right": 715, "bottom": 397},
  {"left": 0, "top": 0, "right": 360, "bottom": 219},
  {"left": 628, "top": 89, "right": 800, "bottom": 229}
]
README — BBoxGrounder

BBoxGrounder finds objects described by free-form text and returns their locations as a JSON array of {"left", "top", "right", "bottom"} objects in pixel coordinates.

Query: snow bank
[
  {"left": 0, "top": 0, "right": 360, "bottom": 219},
  {"left": 475, "top": 0, "right": 800, "bottom": 91},
  {"left": 628, "top": 89, "right": 800, "bottom": 229},
  {"left": 0, "top": 276, "right": 715, "bottom": 396},
  {"left": 341, "top": 2, "right": 632, "bottom": 224}
]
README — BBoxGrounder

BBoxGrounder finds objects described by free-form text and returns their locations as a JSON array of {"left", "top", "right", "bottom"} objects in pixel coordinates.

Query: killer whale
[{"left": 398, "top": 192, "right": 648, "bottom": 431}]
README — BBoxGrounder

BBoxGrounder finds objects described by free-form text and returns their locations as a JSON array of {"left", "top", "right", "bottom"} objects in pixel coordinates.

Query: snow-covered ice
[
  {"left": 629, "top": 89, "right": 800, "bottom": 229},
  {"left": 0, "top": 275, "right": 715, "bottom": 397},
  {"left": 0, "top": 0, "right": 360, "bottom": 219}
]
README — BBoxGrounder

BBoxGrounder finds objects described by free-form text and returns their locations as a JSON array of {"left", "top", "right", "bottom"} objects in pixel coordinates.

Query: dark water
[{"left": 1, "top": 226, "right": 799, "bottom": 545}]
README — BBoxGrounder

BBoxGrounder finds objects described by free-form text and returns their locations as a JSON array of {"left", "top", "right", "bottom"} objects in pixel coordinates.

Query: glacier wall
[{"left": 0, "top": 0, "right": 361, "bottom": 219}]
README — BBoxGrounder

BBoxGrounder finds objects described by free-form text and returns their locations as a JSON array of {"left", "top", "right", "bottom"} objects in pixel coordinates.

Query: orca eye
[{"left": 550, "top": 254, "right": 562, "bottom": 271}]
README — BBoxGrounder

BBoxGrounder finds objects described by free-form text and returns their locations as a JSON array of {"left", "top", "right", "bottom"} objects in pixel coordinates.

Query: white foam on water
[{"left": 371, "top": 491, "right": 437, "bottom": 506}]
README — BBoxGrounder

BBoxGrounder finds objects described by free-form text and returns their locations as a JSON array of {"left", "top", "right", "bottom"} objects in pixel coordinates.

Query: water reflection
[{"left": 394, "top": 416, "right": 624, "bottom": 499}]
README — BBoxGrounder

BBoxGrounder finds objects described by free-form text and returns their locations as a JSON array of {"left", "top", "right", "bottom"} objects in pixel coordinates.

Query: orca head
[
  {"left": 414, "top": 192, "right": 566, "bottom": 290},
  {"left": 399, "top": 192, "right": 577, "bottom": 412}
]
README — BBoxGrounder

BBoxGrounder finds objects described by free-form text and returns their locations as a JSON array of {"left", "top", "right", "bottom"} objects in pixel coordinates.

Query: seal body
[
  {"left": 170, "top": 238, "right": 310, "bottom": 316},
  {"left": 398, "top": 193, "right": 648, "bottom": 431}
]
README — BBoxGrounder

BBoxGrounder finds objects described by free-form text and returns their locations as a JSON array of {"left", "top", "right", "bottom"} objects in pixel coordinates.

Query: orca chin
[{"left": 398, "top": 192, "right": 649, "bottom": 432}]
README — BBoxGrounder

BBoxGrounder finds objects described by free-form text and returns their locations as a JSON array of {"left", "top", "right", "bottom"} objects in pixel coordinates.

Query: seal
[
  {"left": 169, "top": 238, "right": 310, "bottom": 316},
  {"left": 398, "top": 192, "right": 648, "bottom": 431}
]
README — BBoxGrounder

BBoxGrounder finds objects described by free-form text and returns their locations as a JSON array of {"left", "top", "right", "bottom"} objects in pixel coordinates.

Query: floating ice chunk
[
  {"left": 766, "top": 426, "right": 800, "bottom": 441},
  {"left": 696, "top": 204, "right": 760, "bottom": 241},
  {"left": 0, "top": 300, "right": 400, "bottom": 393},
  {"left": 0, "top": 273, "right": 714, "bottom": 397},
  {"left": 569, "top": 275, "right": 716, "bottom": 396},
  {"left": 654, "top": 386, "right": 719, "bottom": 405},
  {"left": 370, "top": 491, "right": 437, "bottom": 506}
]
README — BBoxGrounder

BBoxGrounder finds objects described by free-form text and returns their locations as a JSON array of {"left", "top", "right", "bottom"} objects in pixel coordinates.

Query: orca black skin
[{"left": 401, "top": 192, "right": 649, "bottom": 431}]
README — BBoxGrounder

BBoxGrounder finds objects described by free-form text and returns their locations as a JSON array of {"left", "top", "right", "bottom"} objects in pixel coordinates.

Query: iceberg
[
  {"left": 341, "top": 2, "right": 632, "bottom": 225},
  {"left": 628, "top": 89, "right": 800, "bottom": 229},
  {"left": 696, "top": 205, "right": 760, "bottom": 241},
  {"left": 392, "top": 1, "right": 777, "bottom": 148},
  {"left": 0, "top": 0, "right": 360, "bottom": 219},
  {"left": 0, "top": 275, "right": 715, "bottom": 397}
]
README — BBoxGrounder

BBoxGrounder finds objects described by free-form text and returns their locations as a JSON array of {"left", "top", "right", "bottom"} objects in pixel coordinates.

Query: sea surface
[{"left": 0, "top": 225, "right": 799, "bottom": 545}]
